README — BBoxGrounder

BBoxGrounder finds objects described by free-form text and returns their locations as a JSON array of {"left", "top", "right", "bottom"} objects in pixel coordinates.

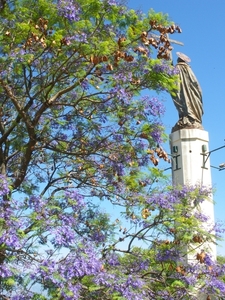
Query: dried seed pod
[
  {"left": 176, "top": 25, "right": 182, "bottom": 33},
  {"left": 102, "top": 55, "right": 108, "bottom": 61},
  {"left": 118, "top": 37, "right": 126, "bottom": 47},
  {"left": 139, "top": 133, "right": 148, "bottom": 139},
  {"left": 196, "top": 251, "right": 206, "bottom": 264},
  {"left": 141, "top": 31, "right": 147, "bottom": 37},
  {"left": 93, "top": 56, "right": 99, "bottom": 65},
  {"left": 142, "top": 208, "right": 150, "bottom": 219}
]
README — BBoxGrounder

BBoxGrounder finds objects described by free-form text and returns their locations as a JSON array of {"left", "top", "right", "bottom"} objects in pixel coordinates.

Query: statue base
[{"left": 172, "top": 117, "right": 203, "bottom": 133}]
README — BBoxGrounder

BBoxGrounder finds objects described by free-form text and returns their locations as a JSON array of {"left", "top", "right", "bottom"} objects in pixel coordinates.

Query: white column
[{"left": 170, "top": 128, "right": 216, "bottom": 260}]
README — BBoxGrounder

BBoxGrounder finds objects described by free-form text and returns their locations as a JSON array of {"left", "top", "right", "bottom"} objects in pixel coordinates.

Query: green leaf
[
  {"left": 5, "top": 278, "right": 16, "bottom": 286},
  {"left": 171, "top": 280, "right": 185, "bottom": 288}
]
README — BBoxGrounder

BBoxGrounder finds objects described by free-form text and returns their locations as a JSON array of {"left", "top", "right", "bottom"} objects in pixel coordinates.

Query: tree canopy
[{"left": 0, "top": 0, "right": 225, "bottom": 299}]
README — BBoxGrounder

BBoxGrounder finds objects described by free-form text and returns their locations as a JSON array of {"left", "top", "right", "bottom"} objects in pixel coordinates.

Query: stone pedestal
[{"left": 170, "top": 129, "right": 216, "bottom": 260}]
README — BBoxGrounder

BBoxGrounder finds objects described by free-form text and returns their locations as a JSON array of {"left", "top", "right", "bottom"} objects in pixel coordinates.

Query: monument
[
  {"left": 170, "top": 52, "right": 216, "bottom": 262},
  {"left": 171, "top": 52, "right": 203, "bottom": 132}
]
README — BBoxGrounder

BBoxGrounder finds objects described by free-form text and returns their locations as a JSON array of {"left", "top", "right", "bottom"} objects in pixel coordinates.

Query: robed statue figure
[{"left": 171, "top": 52, "right": 203, "bottom": 132}]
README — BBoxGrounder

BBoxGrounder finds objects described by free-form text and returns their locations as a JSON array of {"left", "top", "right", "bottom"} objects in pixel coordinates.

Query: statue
[{"left": 171, "top": 52, "right": 203, "bottom": 132}]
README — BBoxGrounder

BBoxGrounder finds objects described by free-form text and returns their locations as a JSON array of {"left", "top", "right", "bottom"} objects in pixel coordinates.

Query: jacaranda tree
[{"left": 0, "top": 0, "right": 225, "bottom": 299}]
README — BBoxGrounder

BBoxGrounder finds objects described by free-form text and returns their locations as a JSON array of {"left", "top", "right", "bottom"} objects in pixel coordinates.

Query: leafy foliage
[{"left": 0, "top": 0, "right": 225, "bottom": 299}]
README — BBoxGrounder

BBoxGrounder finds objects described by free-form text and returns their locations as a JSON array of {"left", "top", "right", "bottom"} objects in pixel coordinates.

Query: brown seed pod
[
  {"left": 93, "top": 56, "right": 99, "bottom": 65},
  {"left": 102, "top": 55, "right": 108, "bottom": 61},
  {"left": 141, "top": 31, "right": 147, "bottom": 37},
  {"left": 176, "top": 25, "right": 182, "bottom": 33},
  {"left": 142, "top": 208, "right": 151, "bottom": 219},
  {"left": 196, "top": 251, "right": 206, "bottom": 264},
  {"left": 139, "top": 133, "right": 148, "bottom": 139}
]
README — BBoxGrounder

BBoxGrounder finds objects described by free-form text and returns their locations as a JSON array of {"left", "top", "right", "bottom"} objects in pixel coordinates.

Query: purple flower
[
  {"left": 0, "top": 264, "right": 12, "bottom": 278},
  {"left": 0, "top": 174, "right": 10, "bottom": 196},
  {"left": 0, "top": 229, "right": 21, "bottom": 248},
  {"left": 194, "top": 211, "right": 209, "bottom": 222},
  {"left": 95, "top": 272, "right": 145, "bottom": 299},
  {"left": 68, "top": 32, "right": 88, "bottom": 43},
  {"left": 64, "top": 189, "right": 85, "bottom": 208},
  {"left": 110, "top": 86, "right": 132, "bottom": 103},
  {"left": 11, "top": 294, "right": 33, "bottom": 300},
  {"left": 51, "top": 226, "right": 76, "bottom": 246},
  {"left": 57, "top": 0, "right": 81, "bottom": 21},
  {"left": 205, "top": 278, "right": 225, "bottom": 294},
  {"left": 90, "top": 231, "right": 106, "bottom": 243},
  {"left": 157, "top": 249, "right": 180, "bottom": 262},
  {"left": 28, "top": 195, "right": 45, "bottom": 212},
  {"left": 204, "top": 253, "right": 214, "bottom": 266},
  {"left": 105, "top": 0, "right": 118, "bottom": 6},
  {"left": 147, "top": 96, "right": 165, "bottom": 116},
  {"left": 153, "top": 62, "right": 179, "bottom": 76},
  {"left": 146, "top": 184, "right": 212, "bottom": 210},
  {"left": 32, "top": 241, "right": 103, "bottom": 289},
  {"left": 80, "top": 78, "right": 89, "bottom": 90},
  {"left": 106, "top": 253, "right": 120, "bottom": 266},
  {"left": 114, "top": 72, "right": 132, "bottom": 83},
  {"left": 61, "top": 283, "right": 82, "bottom": 300},
  {"left": 150, "top": 124, "right": 163, "bottom": 144}
]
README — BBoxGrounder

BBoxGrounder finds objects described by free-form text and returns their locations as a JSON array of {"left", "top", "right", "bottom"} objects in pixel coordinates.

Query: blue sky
[{"left": 127, "top": 0, "right": 225, "bottom": 255}]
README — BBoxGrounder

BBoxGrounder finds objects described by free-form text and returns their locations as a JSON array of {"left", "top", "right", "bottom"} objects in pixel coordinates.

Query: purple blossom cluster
[
  {"left": 146, "top": 96, "right": 165, "bottom": 117},
  {"left": 90, "top": 230, "right": 107, "bottom": 243},
  {"left": 104, "top": 0, "right": 119, "bottom": 6},
  {"left": 51, "top": 225, "right": 77, "bottom": 246},
  {"left": 153, "top": 62, "right": 180, "bottom": 76},
  {"left": 64, "top": 246, "right": 101, "bottom": 276},
  {"left": 11, "top": 294, "right": 33, "bottom": 300},
  {"left": 0, "top": 198, "right": 25, "bottom": 249},
  {"left": 150, "top": 122, "right": 164, "bottom": 144},
  {"left": 204, "top": 253, "right": 214, "bottom": 266},
  {"left": 94, "top": 272, "right": 146, "bottom": 300},
  {"left": 125, "top": 257, "right": 150, "bottom": 273},
  {"left": 28, "top": 194, "right": 46, "bottom": 212},
  {"left": 205, "top": 278, "right": 225, "bottom": 295},
  {"left": 2, "top": 0, "right": 225, "bottom": 298},
  {"left": 80, "top": 78, "right": 89, "bottom": 90},
  {"left": 110, "top": 86, "right": 132, "bottom": 103},
  {"left": 32, "top": 243, "right": 102, "bottom": 298},
  {"left": 183, "top": 274, "right": 197, "bottom": 286},
  {"left": 212, "top": 221, "right": 225, "bottom": 239},
  {"left": 7, "top": 49, "right": 27, "bottom": 65},
  {"left": 0, "top": 174, "right": 10, "bottom": 196},
  {"left": 64, "top": 189, "right": 85, "bottom": 209},
  {"left": 68, "top": 32, "right": 88, "bottom": 43},
  {"left": 0, "top": 227, "right": 22, "bottom": 248},
  {"left": 156, "top": 248, "right": 180, "bottom": 262},
  {"left": 0, "top": 264, "right": 12, "bottom": 278},
  {"left": 194, "top": 211, "right": 209, "bottom": 222},
  {"left": 106, "top": 252, "right": 120, "bottom": 266},
  {"left": 102, "top": 0, "right": 127, "bottom": 14},
  {"left": 147, "top": 189, "right": 178, "bottom": 210},
  {"left": 114, "top": 72, "right": 133, "bottom": 83},
  {"left": 146, "top": 185, "right": 212, "bottom": 211},
  {"left": 57, "top": 0, "right": 81, "bottom": 21}
]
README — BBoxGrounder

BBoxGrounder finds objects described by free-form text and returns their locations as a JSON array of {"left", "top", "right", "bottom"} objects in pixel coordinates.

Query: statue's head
[{"left": 176, "top": 52, "right": 191, "bottom": 63}]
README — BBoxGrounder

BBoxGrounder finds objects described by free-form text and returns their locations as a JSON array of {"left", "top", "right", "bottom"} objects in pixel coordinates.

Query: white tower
[
  {"left": 170, "top": 128, "right": 216, "bottom": 260},
  {"left": 169, "top": 50, "right": 216, "bottom": 299}
]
